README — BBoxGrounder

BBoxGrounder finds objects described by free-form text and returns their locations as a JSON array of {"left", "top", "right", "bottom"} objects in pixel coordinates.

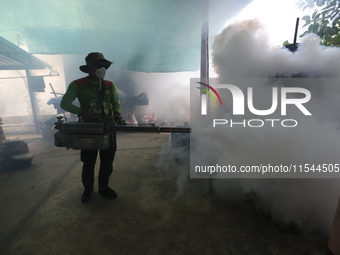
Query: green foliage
[
  {"left": 282, "top": 40, "right": 291, "bottom": 45},
  {"left": 298, "top": 0, "right": 340, "bottom": 46}
]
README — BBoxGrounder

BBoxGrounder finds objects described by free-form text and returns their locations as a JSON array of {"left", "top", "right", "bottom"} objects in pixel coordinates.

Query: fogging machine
[{"left": 53, "top": 116, "right": 191, "bottom": 150}]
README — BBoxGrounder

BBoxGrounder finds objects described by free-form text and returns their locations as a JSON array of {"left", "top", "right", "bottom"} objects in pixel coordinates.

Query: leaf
[
  {"left": 282, "top": 40, "right": 290, "bottom": 45},
  {"left": 303, "top": 5, "right": 311, "bottom": 11},
  {"left": 302, "top": 15, "right": 311, "bottom": 20},
  {"left": 297, "top": 2, "right": 305, "bottom": 9},
  {"left": 312, "top": 9, "right": 318, "bottom": 19},
  {"left": 308, "top": 24, "right": 314, "bottom": 32},
  {"left": 303, "top": 21, "right": 311, "bottom": 28},
  {"left": 303, "top": 20, "right": 313, "bottom": 27},
  {"left": 316, "top": 0, "right": 324, "bottom": 6},
  {"left": 328, "top": 35, "right": 340, "bottom": 45},
  {"left": 332, "top": 17, "right": 340, "bottom": 26},
  {"left": 313, "top": 23, "right": 320, "bottom": 31},
  {"left": 322, "top": 6, "right": 332, "bottom": 11},
  {"left": 299, "top": 32, "right": 307, "bottom": 38},
  {"left": 330, "top": 0, "right": 337, "bottom": 7},
  {"left": 331, "top": 12, "right": 339, "bottom": 20},
  {"left": 324, "top": 27, "right": 337, "bottom": 35}
]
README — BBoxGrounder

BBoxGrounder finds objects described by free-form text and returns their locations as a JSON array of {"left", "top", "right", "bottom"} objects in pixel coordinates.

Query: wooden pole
[{"left": 26, "top": 70, "right": 40, "bottom": 134}]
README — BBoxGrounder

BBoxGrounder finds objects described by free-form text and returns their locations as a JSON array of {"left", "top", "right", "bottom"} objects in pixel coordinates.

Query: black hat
[{"left": 79, "top": 52, "right": 113, "bottom": 73}]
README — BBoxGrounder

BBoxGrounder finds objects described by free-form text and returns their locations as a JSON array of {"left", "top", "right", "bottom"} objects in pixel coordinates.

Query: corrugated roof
[{"left": 0, "top": 36, "right": 52, "bottom": 70}]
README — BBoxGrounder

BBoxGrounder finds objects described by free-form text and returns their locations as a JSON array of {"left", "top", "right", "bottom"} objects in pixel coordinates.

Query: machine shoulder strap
[
  {"left": 103, "top": 80, "right": 113, "bottom": 88},
  {"left": 73, "top": 78, "right": 88, "bottom": 87}
]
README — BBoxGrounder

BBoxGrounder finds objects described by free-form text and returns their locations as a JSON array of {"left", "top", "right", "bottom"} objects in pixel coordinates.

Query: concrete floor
[{"left": 0, "top": 125, "right": 328, "bottom": 255}]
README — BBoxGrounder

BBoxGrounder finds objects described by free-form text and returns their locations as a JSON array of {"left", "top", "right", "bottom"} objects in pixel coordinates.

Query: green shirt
[{"left": 60, "top": 77, "right": 121, "bottom": 123}]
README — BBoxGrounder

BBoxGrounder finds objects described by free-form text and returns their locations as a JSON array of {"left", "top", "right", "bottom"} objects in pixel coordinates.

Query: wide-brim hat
[{"left": 79, "top": 52, "right": 113, "bottom": 73}]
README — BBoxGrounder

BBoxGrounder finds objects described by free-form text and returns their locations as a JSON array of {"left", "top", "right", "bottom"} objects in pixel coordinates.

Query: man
[{"left": 60, "top": 52, "right": 124, "bottom": 203}]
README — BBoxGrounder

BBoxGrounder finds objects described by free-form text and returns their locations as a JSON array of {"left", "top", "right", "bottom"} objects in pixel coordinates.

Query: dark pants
[{"left": 80, "top": 133, "right": 117, "bottom": 190}]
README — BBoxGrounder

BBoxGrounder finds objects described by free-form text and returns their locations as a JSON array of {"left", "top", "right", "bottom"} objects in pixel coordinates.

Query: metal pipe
[
  {"left": 111, "top": 125, "right": 191, "bottom": 133},
  {"left": 200, "top": 0, "right": 210, "bottom": 117},
  {"left": 200, "top": 0, "right": 209, "bottom": 84},
  {"left": 55, "top": 121, "right": 191, "bottom": 133},
  {"left": 53, "top": 121, "right": 190, "bottom": 150},
  {"left": 293, "top": 17, "right": 299, "bottom": 52}
]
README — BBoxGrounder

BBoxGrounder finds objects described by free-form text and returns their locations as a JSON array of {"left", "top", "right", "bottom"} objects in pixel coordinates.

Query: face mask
[{"left": 94, "top": 67, "right": 106, "bottom": 79}]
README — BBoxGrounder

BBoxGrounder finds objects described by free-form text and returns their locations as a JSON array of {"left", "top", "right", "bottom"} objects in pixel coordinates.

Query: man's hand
[
  {"left": 79, "top": 109, "right": 95, "bottom": 122},
  {"left": 114, "top": 112, "right": 125, "bottom": 125}
]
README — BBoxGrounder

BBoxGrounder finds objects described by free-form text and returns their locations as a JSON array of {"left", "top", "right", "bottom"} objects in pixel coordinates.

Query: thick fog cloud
[{"left": 159, "top": 18, "right": 340, "bottom": 235}]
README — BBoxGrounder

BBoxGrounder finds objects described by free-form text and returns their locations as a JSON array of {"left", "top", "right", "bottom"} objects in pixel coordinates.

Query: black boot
[
  {"left": 81, "top": 187, "right": 94, "bottom": 203},
  {"left": 99, "top": 187, "right": 117, "bottom": 199}
]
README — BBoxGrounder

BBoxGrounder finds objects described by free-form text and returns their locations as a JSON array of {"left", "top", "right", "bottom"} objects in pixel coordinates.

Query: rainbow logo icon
[
  {"left": 196, "top": 82, "right": 223, "bottom": 106},
  {"left": 196, "top": 82, "right": 223, "bottom": 115}
]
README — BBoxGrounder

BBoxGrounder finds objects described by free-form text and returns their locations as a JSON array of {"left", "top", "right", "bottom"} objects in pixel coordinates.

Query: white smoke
[
  {"left": 113, "top": 70, "right": 194, "bottom": 123},
  {"left": 212, "top": 19, "right": 340, "bottom": 79},
  {"left": 158, "top": 18, "right": 340, "bottom": 235}
]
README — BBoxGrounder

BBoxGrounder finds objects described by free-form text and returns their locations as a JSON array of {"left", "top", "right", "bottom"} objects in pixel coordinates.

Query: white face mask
[{"left": 94, "top": 67, "right": 106, "bottom": 79}]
